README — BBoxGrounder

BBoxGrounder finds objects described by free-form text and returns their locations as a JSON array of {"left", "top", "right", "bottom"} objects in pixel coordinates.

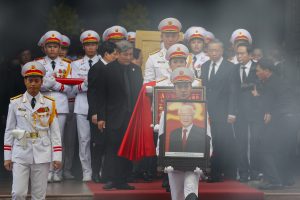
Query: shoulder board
[
  {"left": 10, "top": 94, "right": 23, "bottom": 101},
  {"left": 62, "top": 57, "right": 72, "bottom": 63},
  {"left": 149, "top": 49, "right": 160, "bottom": 56},
  {"left": 195, "top": 78, "right": 202, "bottom": 81},
  {"left": 156, "top": 77, "right": 168, "bottom": 83},
  {"left": 34, "top": 57, "right": 44, "bottom": 61},
  {"left": 43, "top": 95, "right": 55, "bottom": 101}
]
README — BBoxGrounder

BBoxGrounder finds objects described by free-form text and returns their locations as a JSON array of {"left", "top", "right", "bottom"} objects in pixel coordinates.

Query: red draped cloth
[{"left": 118, "top": 81, "right": 156, "bottom": 161}]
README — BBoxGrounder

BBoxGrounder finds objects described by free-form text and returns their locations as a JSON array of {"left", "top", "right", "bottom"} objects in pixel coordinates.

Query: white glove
[
  {"left": 164, "top": 166, "right": 174, "bottom": 173},
  {"left": 145, "top": 86, "right": 153, "bottom": 94},
  {"left": 153, "top": 124, "right": 160, "bottom": 132},
  {"left": 193, "top": 167, "right": 202, "bottom": 175},
  {"left": 44, "top": 77, "right": 56, "bottom": 88}
]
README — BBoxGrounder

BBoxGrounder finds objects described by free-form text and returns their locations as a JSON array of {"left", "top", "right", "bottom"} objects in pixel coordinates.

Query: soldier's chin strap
[{"left": 185, "top": 193, "right": 198, "bottom": 200}]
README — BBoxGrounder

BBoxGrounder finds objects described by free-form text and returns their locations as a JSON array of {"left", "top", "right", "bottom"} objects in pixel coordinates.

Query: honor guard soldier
[
  {"left": 102, "top": 25, "right": 127, "bottom": 43},
  {"left": 144, "top": 17, "right": 182, "bottom": 83},
  {"left": 157, "top": 67, "right": 208, "bottom": 200},
  {"left": 127, "top": 31, "right": 136, "bottom": 45},
  {"left": 229, "top": 28, "right": 252, "bottom": 64},
  {"left": 35, "top": 30, "right": 72, "bottom": 182},
  {"left": 184, "top": 27, "right": 209, "bottom": 78},
  {"left": 156, "top": 43, "right": 201, "bottom": 87},
  {"left": 3, "top": 61, "right": 62, "bottom": 200},
  {"left": 59, "top": 35, "right": 71, "bottom": 60},
  {"left": 71, "top": 30, "right": 100, "bottom": 181}
]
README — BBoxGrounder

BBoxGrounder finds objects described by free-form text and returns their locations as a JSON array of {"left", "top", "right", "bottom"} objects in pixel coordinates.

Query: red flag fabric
[{"left": 118, "top": 81, "right": 156, "bottom": 160}]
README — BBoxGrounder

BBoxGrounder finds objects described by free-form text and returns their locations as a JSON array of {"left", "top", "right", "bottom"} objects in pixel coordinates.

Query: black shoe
[
  {"left": 115, "top": 183, "right": 135, "bottom": 190},
  {"left": 92, "top": 174, "right": 101, "bottom": 183},
  {"left": 142, "top": 172, "right": 153, "bottom": 182},
  {"left": 103, "top": 181, "right": 116, "bottom": 190},
  {"left": 258, "top": 182, "right": 284, "bottom": 190},
  {"left": 165, "top": 186, "right": 170, "bottom": 192}
]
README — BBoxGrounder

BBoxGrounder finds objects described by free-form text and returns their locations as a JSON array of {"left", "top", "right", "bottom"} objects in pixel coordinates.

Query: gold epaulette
[
  {"left": 44, "top": 95, "right": 55, "bottom": 101},
  {"left": 149, "top": 49, "right": 160, "bottom": 56},
  {"left": 156, "top": 77, "right": 168, "bottom": 83},
  {"left": 10, "top": 94, "right": 23, "bottom": 100},
  {"left": 62, "top": 57, "right": 72, "bottom": 63},
  {"left": 34, "top": 57, "right": 44, "bottom": 61}
]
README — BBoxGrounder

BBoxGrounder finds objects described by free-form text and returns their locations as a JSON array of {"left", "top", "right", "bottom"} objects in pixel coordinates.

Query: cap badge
[
  {"left": 168, "top": 21, "right": 172, "bottom": 25},
  {"left": 31, "top": 65, "right": 36, "bottom": 70},
  {"left": 51, "top": 34, "right": 55, "bottom": 38},
  {"left": 116, "top": 29, "right": 119, "bottom": 32}
]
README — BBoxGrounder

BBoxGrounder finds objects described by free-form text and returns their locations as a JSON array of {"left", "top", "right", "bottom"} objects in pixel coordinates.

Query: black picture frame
[{"left": 158, "top": 99, "right": 210, "bottom": 171}]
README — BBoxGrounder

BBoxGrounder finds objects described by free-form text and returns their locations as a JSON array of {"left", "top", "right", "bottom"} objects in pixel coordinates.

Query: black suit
[
  {"left": 97, "top": 60, "right": 142, "bottom": 184},
  {"left": 169, "top": 125, "right": 206, "bottom": 153},
  {"left": 87, "top": 59, "right": 107, "bottom": 178},
  {"left": 259, "top": 73, "right": 300, "bottom": 185},
  {"left": 201, "top": 58, "right": 237, "bottom": 179},
  {"left": 233, "top": 61, "right": 265, "bottom": 179}
]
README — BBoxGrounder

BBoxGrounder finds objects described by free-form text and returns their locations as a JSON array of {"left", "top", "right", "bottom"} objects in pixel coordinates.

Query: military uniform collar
[
  {"left": 23, "top": 92, "right": 44, "bottom": 104},
  {"left": 45, "top": 56, "right": 60, "bottom": 64},
  {"left": 83, "top": 55, "right": 99, "bottom": 64}
]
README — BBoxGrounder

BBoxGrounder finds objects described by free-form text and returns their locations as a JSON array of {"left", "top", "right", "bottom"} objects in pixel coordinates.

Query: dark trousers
[
  {"left": 90, "top": 122, "right": 106, "bottom": 177},
  {"left": 210, "top": 119, "right": 237, "bottom": 179},
  {"left": 262, "top": 113, "right": 300, "bottom": 184},
  {"left": 235, "top": 116, "right": 264, "bottom": 178},
  {"left": 102, "top": 122, "right": 132, "bottom": 184}
]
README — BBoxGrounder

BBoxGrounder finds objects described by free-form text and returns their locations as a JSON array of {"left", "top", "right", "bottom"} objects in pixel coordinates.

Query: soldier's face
[
  {"left": 83, "top": 43, "right": 98, "bottom": 57},
  {"left": 237, "top": 46, "right": 251, "bottom": 65},
  {"left": 24, "top": 76, "right": 43, "bottom": 96},
  {"left": 118, "top": 48, "right": 133, "bottom": 65},
  {"left": 44, "top": 43, "right": 60, "bottom": 59},
  {"left": 189, "top": 38, "right": 204, "bottom": 54},
  {"left": 178, "top": 105, "right": 194, "bottom": 127},
  {"left": 174, "top": 82, "right": 192, "bottom": 99},
  {"left": 207, "top": 43, "right": 223, "bottom": 62},
  {"left": 161, "top": 32, "right": 179, "bottom": 49},
  {"left": 169, "top": 58, "right": 186, "bottom": 71},
  {"left": 59, "top": 47, "right": 68, "bottom": 58}
]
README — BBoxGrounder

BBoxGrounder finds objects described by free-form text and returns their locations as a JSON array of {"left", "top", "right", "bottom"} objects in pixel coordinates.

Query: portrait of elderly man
[{"left": 169, "top": 104, "right": 206, "bottom": 153}]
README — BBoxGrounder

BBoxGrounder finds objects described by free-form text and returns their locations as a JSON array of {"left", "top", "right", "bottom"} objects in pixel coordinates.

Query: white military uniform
[
  {"left": 36, "top": 31, "right": 67, "bottom": 181},
  {"left": 144, "top": 48, "right": 171, "bottom": 83},
  {"left": 71, "top": 55, "right": 99, "bottom": 180},
  {"left": 4, "top": 91, "right": 62, "bottom": 200},
  {"left": 144, "top": 17, "right": 182, "bottom": 83},
  {"left": 187, "top": 52, "right": 209, "bottom": 78}
]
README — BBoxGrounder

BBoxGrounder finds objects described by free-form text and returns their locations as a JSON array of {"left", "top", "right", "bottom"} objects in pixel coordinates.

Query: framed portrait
[
  {"left": 158, "top": 99, "right": 210, "bottom": 171},
  {"left": 153, "top": 86, "right": 205, "bottom": 125}
]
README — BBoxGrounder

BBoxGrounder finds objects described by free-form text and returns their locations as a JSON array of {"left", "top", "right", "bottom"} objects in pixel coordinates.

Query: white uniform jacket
[
  {"left": 36, "top": 56, "right": 72, "bottom": 114},
  {"left": 144, "top": 48, "right": 171, "bottom": 83},
  {"left": 71, "top": 55, "right": 100, "bottom": 115},
  {"left": 4, "top": 92, "right": 62, "bottom": 164}
]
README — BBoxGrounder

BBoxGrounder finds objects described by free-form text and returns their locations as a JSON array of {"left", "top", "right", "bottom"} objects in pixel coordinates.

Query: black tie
[
  {"left": 193, "top": 56, "right": 199, "bottom": 78},
  {"left": 210, "top": 62, "right": 216, "bottom": 81},
  {"left": 241, "top": 66, "right": 247, "bottom": 83},
  {"left": 89, "top": 59, "right": 93, "bottom": 67},
  {"left": 31, "top": 97, "right": 36, "bottom": 109},
  {"left": 51, "top": 61, "right": 56, "bottom": 70}
]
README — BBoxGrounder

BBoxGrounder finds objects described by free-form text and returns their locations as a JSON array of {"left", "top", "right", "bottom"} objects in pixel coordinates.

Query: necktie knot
[
  {"left": 31, "top": 97, "right": 36, "bottom": 109},
  {"left": 89, "top": 59, "right": 93, "bottom": 67}
]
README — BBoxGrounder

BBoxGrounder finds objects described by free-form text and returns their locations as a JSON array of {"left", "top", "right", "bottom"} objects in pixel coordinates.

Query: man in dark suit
[
  {"left": 169, "top": 104, "right": 206, "bottom": 153},
  {"left": 255, "top": 58, "right": 300, "bottom": 189},
  {"left": 97, "top": 40, "right": 141, "bottom": 190},
  {"left": 234, "top": 43, "right": 265, "bottom": 182},
  {"left": 201, "top": 39, "right": 237, "bottom": 182},
  {"left": 87, "top": 41, "right": 118, "bottom": 183}
]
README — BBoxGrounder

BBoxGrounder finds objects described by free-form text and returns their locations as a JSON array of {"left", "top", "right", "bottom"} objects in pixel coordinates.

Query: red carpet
[{"left": 87, "top": 180, "right": 264, "bottom": 200}]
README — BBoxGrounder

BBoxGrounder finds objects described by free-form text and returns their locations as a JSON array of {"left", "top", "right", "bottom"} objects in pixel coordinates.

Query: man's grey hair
[{"left": 116, "top": 40, "right": 133, "bottom": 52}]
